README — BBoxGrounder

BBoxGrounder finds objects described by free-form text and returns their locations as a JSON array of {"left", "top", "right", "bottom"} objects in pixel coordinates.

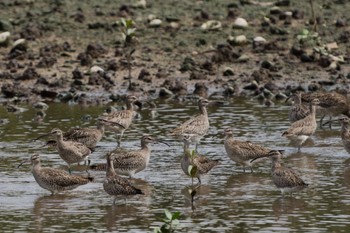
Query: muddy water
[{"left": 0, "top": 97, "right": 350, "bottom": 232}]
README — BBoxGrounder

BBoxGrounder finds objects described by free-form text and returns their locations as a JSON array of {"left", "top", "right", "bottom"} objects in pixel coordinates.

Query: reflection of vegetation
[
  {"left": 153, "top": 209, "right": 181, "bottom": 233},
  {"left": 120, "top": 18, "right": 137, "bottom": 90},
  {"left": 187, "top": 150, "right": 200, "bottom": 211}
]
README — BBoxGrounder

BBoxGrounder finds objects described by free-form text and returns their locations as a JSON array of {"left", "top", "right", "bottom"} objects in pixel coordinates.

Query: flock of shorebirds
[{"left": 17, "top": 91, "right": 350, "bottom": 204}]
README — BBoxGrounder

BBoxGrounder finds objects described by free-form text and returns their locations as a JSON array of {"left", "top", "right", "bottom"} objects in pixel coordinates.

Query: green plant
[
  {"left": 296, "top": 29, "right": 320, "bottom": 47},
  {"left": 120, "top": 18, "right": 137, "bottom": 88},
  {"left": 187, "top": 150, "right": 200, "bottom": 210},
  {"left": 153, "top": 209, "right": 181, "bottom": 233}
]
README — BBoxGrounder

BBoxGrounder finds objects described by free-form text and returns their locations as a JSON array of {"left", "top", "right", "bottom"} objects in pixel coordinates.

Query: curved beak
[
  {"left": 32, "top": 132, "right": 53, "bottom": 142},
  {"left": 155, "top": 139, "right": 170, "bottom": 147},
  {"left": 250, "top": 150, "right": 285, "bottom": 163},
  {"left": 17, "top": 158, "right": 30, "bottom": 168},
  {"left": 285, "top": 95, "right": 292, "bottom": 103}
]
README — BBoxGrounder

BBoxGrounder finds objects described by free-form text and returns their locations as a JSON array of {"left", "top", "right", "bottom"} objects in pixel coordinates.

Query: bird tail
[
  {"left": 281, "top": 131, "right": 288, "bottom": 137},
  {"left": 135, "top": 188, "right": 144, "bottom": 195}
]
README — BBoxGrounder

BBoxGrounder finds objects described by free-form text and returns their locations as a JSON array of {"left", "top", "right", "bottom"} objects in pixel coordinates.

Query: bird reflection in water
[
  {"left": 272, "top": 196, "right": 307, "bottom": 220},
  {"left": 181, "top": 185, "right": 212, "bottom": 211}
]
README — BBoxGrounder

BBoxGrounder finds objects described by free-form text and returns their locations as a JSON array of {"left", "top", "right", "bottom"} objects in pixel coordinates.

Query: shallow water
[{"left": 0, "top": 97, "right": 350, "bottom": 232}]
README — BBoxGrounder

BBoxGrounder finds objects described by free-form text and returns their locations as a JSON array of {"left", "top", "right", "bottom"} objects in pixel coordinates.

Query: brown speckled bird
[
  {"left": 103, "top": 152, "right": 143, "bottom": 205},
  {"left": 90, "top": 135, "right": 168, "bottom": 178},
  {"left": 170, "top": 98, "right": 210, "bottom": 151},
  {"left": 286, "top": 92, "right": 309, "bottom": 123},
  {"left": 336, "top": 116, "right": 350, "bottom": 154},
  {"left": 252, "top": 150, "right": 308, "bottom": 195},
  {"left": 301, "top": 92, "right": 349, "bottom": 128},
  {"left": 37, "top": 128, "right": 92, "bottom": 173},
  {"left": 18, "top": 154, "right": 94, "bottom": 195},
  {"left": 98, "top": 95, "right": 137, "bottom": 147},
  {"left": 181, "top": 135, "right": 219, "bottom": 184},
  {"left": 282, "top": 99, "right": 319, "bottom": 152},
  {"left": 224, "top": 128, "right": 270, "bottom": 173}
]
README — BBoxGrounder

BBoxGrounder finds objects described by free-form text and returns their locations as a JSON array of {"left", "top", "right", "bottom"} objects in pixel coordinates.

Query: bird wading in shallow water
[
  {"left": 170, "top": 98, "right": 210, "bottom": 152},
  {"left": 90, "top": 135, "right": 169, "bottom": 178},
  {"left": 98, "top": 95, "right": 138, "bottom": 147},
  {"left": 282, "top": 99, "right": 320, "bottom": 152},
  {"left": 17, "top": 154, "right": 94, "bottom": 195},
  {"left": 224, "top": 128, "right": 270, "bottom": 173},
  {"left": 251, "top": 150, "right": 308, "bottom": 195},
  {"left": 181, "top": 134, "right": 219, "bottom": 184},
  {"left": 103, "top": 152, "right": 143, "bottom": 205}
]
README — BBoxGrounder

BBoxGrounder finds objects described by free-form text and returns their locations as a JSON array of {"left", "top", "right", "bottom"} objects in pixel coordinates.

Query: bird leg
[
  {"left": 250, "top": 167, "right": 253, "bottom": 173},
  {"left": 319, "top": 114, "right": 326, "bottom": 128},
  {"left": 68, "top": 165, "right": 72, "bottom": 175},
  {"left": 113, "top": 197, "right": 117, "bottom": 205},
  {"left": 197, "top": 177, "right": 202, "bottom": 185},
  {"left": 117, "top": 129, "right": 125, "bottom": 147}
]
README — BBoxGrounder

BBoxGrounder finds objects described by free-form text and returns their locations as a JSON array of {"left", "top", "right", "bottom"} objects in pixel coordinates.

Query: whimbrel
[
  {"left": 90, "top": 135, "right": 169, "bottom": 178},
  {"left": 103, "top": 152, "right": 143, "bottom": 205},
  {"left": 170, "top": 98, "right": 210, "bottom": 151},
  {"left": 224, "top": 128, "right": 270, "bottom": 173},
  {"left": 252, "top": 150, "right": 308, "bottom": 195},
  {"left": 282, "top": 99, "right": 320, "bottom": 152},
  {"left": 301, "top": 92, "right": 349, "bottom": 128},
  {"left": 181, "top": 135, "right": 219, "bottom": 184},
  {"left": 18, "top": 154, "right": 94, "bottom": 195},
  {"left": 330, "top": 116, "right": 350, "bottom": 154},
  {"left": 98, "top": 95, "right": 137, "bottom": 147},
  {"left": 36, "top": 128, "right": 91, "bottom": 173},
  {"left": 286, "top": 92, "right": 309, "bottom": 123}
]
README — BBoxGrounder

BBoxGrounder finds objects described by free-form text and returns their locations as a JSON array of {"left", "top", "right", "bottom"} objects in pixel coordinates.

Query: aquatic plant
[
  {"left": 120, "top": 18, "right": 137, "bottom": 89},
  {"left": 153, "top": 209, "right": 181, "bottom": 233}
]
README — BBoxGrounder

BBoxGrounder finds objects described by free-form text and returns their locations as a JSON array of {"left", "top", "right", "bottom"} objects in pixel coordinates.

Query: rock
[
  {"left": 261, "top": 60, "right": 274, "bottom": 70},
  {"left": 290, "top": 45, "right": 304, "bottom": 57},
  {"left": 180, "top": 57, "right": 196, "bottom": 72},
  {"left": 72, "top": 68, "right": 84, "bottom": 79},
  {"left": 236, "top": 54, "right": 249, "bottom": 63},
  {"left": 243, "top": 81, "right": 259, "bottom": 90},
  {"left": 228, "top": 35, "right": 248, "bottom": 45},
  {"left": 223, "top": 67, "right": 234, "bottom": 76},
  {"left": 308, "top": 82, "right": 320, "bottom": 91},
  {"left": 201, "top": 20, "right": 222, "bottom": 31},
  {"left": 335, "top": 18, "right": 346, "bottom": 27},
  {"left": 37, "top": 56, "right": 57, "bottom": 68},
  {"left": 270, "top": 6, "right": 282, "bottom": 15},
  {"left": 77, "top": 52, "right": 93, "bottom": 66},
  {"left": 0, "top": 20, "right": 12, "bottom": 31},
  {"left": 326, "top": 42, "right": 338, "bottom": 50},
  {"left": 193, "top": 82, "right": 208, "bottom": 98},
  {"left": 275, "top": 0, "right": 290, "bottom": 6},
  {"left": 134, "top": 0, "right": 147, "bottom": 8},
  {"left": 253, "top": 36, "right": 267, "bottom": 50},
  {"left": 159, "top": 88, "right": 173, "bottom": 98},
  {"left": 90, "top": 65, "right": 105, "bottom": 73},
  {"left": 318, "top": 56, "right": 331, "bottom": 67},
  {"left": 148, "top": 14, "right": 157, "bottom": 21},
  {"left": 0, "top": 32, "right": 10, "bottom": 47},
  {"left": 292, "top": 9, "right": 304, "bottom": 19},
  {"left": 86, "top": 43, "right": 108, "bottom": 59},
  {"left": 233, "top": 17, "right": 248, "bottom": 28},
  {"left": 12, "top": 39, "right": 27, "bottom": 51},
  {"left": 149, "top": 19, "right": 162, "bottom": 27},
  {"left": 190, "top": 71, "right": 206, "bottom": 80},
  {"left": 300, "top": 53, "right": 314, "bottom": 62},
  {"left": 269, "top": 26, "right": 288, "bottom": 35},
  {"left": 17, "top": 68, "right": 40, "bottom": 80},
  {"left": 138, "top": 68, "right": 151, "bottom": 82}
]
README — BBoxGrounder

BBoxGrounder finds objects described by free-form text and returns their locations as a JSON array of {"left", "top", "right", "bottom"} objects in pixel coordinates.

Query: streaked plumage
[
  {"left": 301, "top": 92, "right": 349, "bottom": 127},
  {"left": 224, "top": 128, "right": 270, "bottom": 172},
  {"left": 90, "top": 135, "right": 157, "bottom": 178},
  {"left": 286, "top": 92, "right": 309, "bottom": 123},
  {"left": 181, "top": 135, "right": 219, "bottom": 183},
  {"left": 282, "top": 99, "right": 320, "bottom": 152},
  {"left": 50, "top": 128, "right": 91, "bottom": 173},
  {"left": 170, "top": 98, "right": 210, "bottom": 151},
  {"left": 99, "top": 95, "right": 137, "bottom": 146},
  {"left": 18, "top": 154, "right": 93, "bottom": 194},
  {"left": 103, "top": 152, "right": 143, "bottom": 204},
  {"left": 265, "top": 150, "right": 308, "bottom": 195},
  {"left": 338, "top": 116, "right": 350, "bottom": 154},
  {"left": 62, "top": 123, "right": 105, "bottom": 151}
]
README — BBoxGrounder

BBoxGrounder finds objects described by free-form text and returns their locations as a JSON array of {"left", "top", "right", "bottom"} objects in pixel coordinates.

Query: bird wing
[
  {"left": 68, "top": 141, "right": 91, "bottom": 156},
  {"left": 40, "top": 168, "right": 89, "bottom": 186},
  {"left": 106, "top": 175, "right": 142, "bottom": 195},
  {"left": 112, "top": 150, "right": 144, "bottom": 170},
  {"left": 227, "top": 139, "right": 270, "bottom": 160},
  {"left": 100, "top": 110, "right": 133, "bottom": 128},
  {"left": 273, "top": 167, "right": 307, "bottom": 188},
  {"left": 64, "top": 128, "right": 97, "bottom": 141},
  {"left": 170, "top": 115, "right": 208, "bottom": 135},
  {"left": 193, "top": 156, "right": 219, "bottom": 174}
]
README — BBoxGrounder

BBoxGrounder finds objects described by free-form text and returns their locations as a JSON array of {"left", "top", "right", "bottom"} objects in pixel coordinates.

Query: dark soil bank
[{"left": 0, "top": 0, "right": 349, "bottom": 104}]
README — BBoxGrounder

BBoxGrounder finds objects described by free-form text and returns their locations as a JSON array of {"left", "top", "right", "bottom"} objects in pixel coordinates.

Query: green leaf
[
  {"left": 189, "top": 165, "right": 198, "bottom": 177},
  {"left": 171, "top": 211, "right": 181, "bottom": 220},
  {"left": 164, "top": 209, "right": 172, "bottom": 220},
  {"left": 125, "top": 19, "right": 134, "bottom": 28},
  {"left": 121, "top": 18, "right": 127, "bottom": 27}
]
